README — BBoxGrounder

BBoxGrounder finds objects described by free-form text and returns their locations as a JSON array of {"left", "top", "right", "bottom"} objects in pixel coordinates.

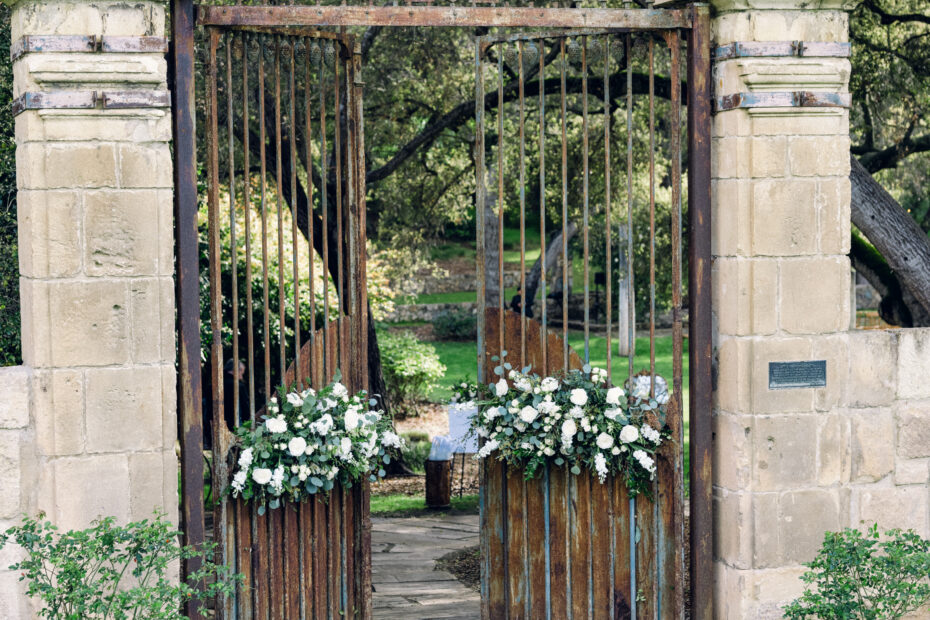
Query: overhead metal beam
[{"left": 197, "top": 5, "right": 691, "bottom": 30}]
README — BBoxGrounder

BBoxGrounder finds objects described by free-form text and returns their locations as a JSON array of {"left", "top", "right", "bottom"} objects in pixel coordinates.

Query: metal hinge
[
  {"left": 714, "top": 41, "right": 851, "bottom": 62},
  {"left": 10, "top": 35, "right": 169, "bottom": 62},
  {"left": 11, "top": 90, "right": 171, "bottom": 116},
  {"left": 713, "top": 91, "right": 851, "bottom": 113}
]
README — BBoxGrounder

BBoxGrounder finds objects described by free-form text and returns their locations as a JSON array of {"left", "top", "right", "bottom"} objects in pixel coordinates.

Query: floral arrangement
[
  {"left": 228, "top": 375, "right": 403, "bottom": 513},
  {"left": 470, "top": 356, "right": 671, "bottom": 497},
  {"left": 449, "top": 379, "right": 480, "bottom": 410}
]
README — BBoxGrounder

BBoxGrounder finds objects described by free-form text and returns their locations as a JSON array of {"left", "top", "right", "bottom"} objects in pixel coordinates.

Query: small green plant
[
  {"left": 432, "top": 308, "right": 478, "bottom": 341},
  {"left": 400, "top": 431, "right": 432, "bottom": 473},
  {"left": 1, "top": 512, "right": 242, "bottom": 619},
  {"left": 784, "top": 524, "right": 930, "bottom": 619},
  {"left": 379, "top": 330, "right": 446, "bottom": 415}
]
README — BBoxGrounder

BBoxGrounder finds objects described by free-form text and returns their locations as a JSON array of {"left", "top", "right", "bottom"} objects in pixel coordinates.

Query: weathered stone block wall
[
  {"left": 711, "top": 1, "right": 930, "bottom": 618},
  {"left": 1, "top": 0, "right": 176, "bottom": 615}
]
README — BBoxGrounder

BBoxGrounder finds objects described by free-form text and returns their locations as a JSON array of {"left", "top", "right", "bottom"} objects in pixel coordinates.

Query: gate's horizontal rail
[{"left": 197, "top": 5, "right": 691, "bottom": 30}]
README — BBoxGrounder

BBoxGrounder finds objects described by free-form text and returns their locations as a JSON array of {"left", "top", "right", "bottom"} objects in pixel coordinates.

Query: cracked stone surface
[{"left": 372, "top": 514, "right": 481, "bottom": 619}]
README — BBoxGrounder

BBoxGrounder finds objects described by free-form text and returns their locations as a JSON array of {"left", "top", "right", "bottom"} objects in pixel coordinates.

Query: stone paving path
[{"left": 372, "top": 514, "right": 481, "bottom": 619}]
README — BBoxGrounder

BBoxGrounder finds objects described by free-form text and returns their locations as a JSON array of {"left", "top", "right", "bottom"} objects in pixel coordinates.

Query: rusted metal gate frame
[{"left": 172, "top": 2, "right": 711, "bottom": 617}]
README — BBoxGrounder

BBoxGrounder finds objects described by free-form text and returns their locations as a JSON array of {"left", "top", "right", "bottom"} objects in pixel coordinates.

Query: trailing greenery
[
  {"left": 472, "top": 360, "right": 670, "bottom": 497},
  {"left": 784, "top": 524, "right": 930, "bottom": 619},
  {"left": 228, "top": 378, "right": 403, "bottom": 513},
  {"left": 378, "top": 330, "right": 446, "bottom": 413},
  {"left": 0, "top": 513, "right": 241, "bottom": 619},
  {"left": 432, "top": 308, "right": 478, "bottom": 341}
]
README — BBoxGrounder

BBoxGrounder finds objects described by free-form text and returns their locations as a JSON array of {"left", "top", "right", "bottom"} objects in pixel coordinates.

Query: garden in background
[{"left": 370, "top": 230, "right": 692, "bottom": 516}]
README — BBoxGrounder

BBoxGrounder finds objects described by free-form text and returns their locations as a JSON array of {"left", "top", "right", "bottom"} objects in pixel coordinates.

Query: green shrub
[
  {"left": 400, "top": 431, "right": 432, "bottom": 473},
  {"left": 379, "top": 330, "right": 446, "bottom": 413},
  {"left": 1, "top": 512, "right": 241, "bottom": 619},
  {"left": 432, "top": 308, "right": 478, "bottom": 341},
  {"left": 783, "top": 524, "right": 930, "bottom": 619}
]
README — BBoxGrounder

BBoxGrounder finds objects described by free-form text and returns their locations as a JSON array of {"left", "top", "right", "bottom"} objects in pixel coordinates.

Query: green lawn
[
  {"left": 370, "top": 493, "right": 479, "bottom": 517},
  {"left": 430, "top": 333, "right": 688, "bottom": 398}
]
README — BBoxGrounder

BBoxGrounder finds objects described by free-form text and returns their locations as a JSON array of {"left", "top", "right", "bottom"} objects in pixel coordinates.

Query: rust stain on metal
[{"left": 198, "top": 5, "right": 690, "bottom": 29}]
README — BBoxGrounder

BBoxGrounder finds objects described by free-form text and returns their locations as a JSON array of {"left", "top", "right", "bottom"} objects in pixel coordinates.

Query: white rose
[
  {"left": 619, "top": 425, "right": 640, "bottom": 444},
  {"left": 288, "top": 436, "right": 308, "bottom": 457},
  {"left": 251, "top": 468, "right": 272, "bottom": 485},
  {"left": 604, "top": 408, "right": 622, "bottom": 421},
  {"left": 569, "top": 388, "right": 588, "bottom": 406},
  {"left": 606, "top": 386, "right": 625, "bottom": 405},
  {"left": 344, "top": 409, "right": 360, "bottom": 431},
  {"left": 596, "top": 432, "right": 615, "bottom": 450},
  {"left": 265, "top": 415, "right": 288, "bottom": 434},
  {"left": 540, "top": 377, "right": 559, "bottom": 393},
  {"left": 231, "top": 469, "right": 248, "bottom": 492},
  {"left": 332, "top": 382, "right": 348, "bottom": 398},
  {"left": 561, "top": 419, "right": 577, "bottom": 438},
  {"left": 286, "top": 392, "right": 303, "bottom": 407},
  {"left": 238, "top": 447, "right": 253, "bottom": 469},
  {"left": 519, "top": 405, "right": 539, "bottom": 424},
  {"left": 304, "top": 444, "right": 316, "bottom": 456},
  {"left": 340, "top": 437, "right": 353, "bottom": 457},
  {"left": 495, "top": 378, "right": 509, "bottom": 398},
  {"left": 515, "top": 378, "right": 532, "bottom": 393}
]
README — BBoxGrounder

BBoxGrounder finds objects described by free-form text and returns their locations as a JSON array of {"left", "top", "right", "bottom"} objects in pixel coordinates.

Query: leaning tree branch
[
  {"left": 365, "top": 70, "right": 676, "bottom": 186},
  {"left": 850, "top": 153, "right": 930, "bottom": 320},
  {"left": 860, "top": 0, "right": 930, "bottom": 26},
  {"left": 855, "top": 130, "right": 930, "bottom": 172}
]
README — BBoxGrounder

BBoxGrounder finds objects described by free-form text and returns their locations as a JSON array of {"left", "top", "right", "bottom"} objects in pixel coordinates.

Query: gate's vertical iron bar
[
  {"left": 475, "top": 41, "right": 491, "bottom": 620},
  {"left": 259, "top": 33, "right": 272, "bottom": 407},
  {"left": 664, "top": 27, "right": 685, "bottom": 620},
  {"left": 289, "top": 40, "right": 301, "bottom": 389},
  {"left": 274, "top": 36, "right": 288, "bottom": 386},
  {"left": 688, "top": 4, "right": 714, "bottom": 618},
  {"left": 604, "top": 35, "right": 615, "bottom": 617},
  {"left": 538, "top": 38, "right": 547, "bottom": 373},
  {"left": 349, "top": 38, "right": 372, "bottom": 617},
  {"left": 497, "top": 49, "right": 505, "bottom": 357},
  {"left": 625, "top": 33, "right": 634, "bottom": 383},
  {"left": 334, "top": 45, "right": 345, "bottom": 377},
  {"left": 624, "top": 28, "right": 636, "bottom": 615},
  {"left": 581, "top": 36, "right": 590, "bottom": 365},
  {"left": 518, "top": 42, "right": 527, "bottom": 368},
  {"left": 560, "top": 39, "right": 568, "bottom": 371},
  {"left": 243, "top": 32, "right": 255, "bottom": 421},
  {"left": 226, "top": 35, "right": 240, "bottom": 427},
  {"left": 604, "top": 36, "right": 612, "bottom": 384},
  {"left": 319, "top": 44, "right": 330, "bottom": 381},
  {"left": 170, "top": 0, "right": 204, "bottom": 609},
  {"left": 476, "top": 40, "right": 486, "bottom": 390},
  {"left": 305, "top": 38, "right": 316, "bottom": 378},
  {"left": 207, "top": 28, "right": 231, "bottom": 620},
  {"left": 648, "top": 35, "right": 656, "bottom": 397}
]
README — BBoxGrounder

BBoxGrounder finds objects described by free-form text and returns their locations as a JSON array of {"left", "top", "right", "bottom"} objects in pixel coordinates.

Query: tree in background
[{"left": 0, "top": 5, "right": 18, "bottom": 365}]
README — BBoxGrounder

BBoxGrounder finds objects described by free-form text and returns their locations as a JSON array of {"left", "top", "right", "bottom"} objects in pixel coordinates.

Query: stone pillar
[
  {"left": 710, "top": 2, "right": 854, "bottom": 617},
  {"left": 12, "top": 0, "right": 176, "bottom": 535}
]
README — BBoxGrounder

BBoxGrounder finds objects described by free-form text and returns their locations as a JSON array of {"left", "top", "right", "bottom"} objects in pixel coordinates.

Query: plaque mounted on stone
[{"left": 768, "top": 360, "right": 827, "bottom": 390}]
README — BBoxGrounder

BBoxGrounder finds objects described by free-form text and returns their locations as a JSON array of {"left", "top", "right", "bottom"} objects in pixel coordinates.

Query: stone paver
[{"left": 372, "top": 514, "right": 480, "bottom": 619}]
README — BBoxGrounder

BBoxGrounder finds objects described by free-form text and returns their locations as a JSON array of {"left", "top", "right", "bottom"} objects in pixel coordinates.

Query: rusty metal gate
[
  {"left": 172, "top": 2, "right": 711, "bottom": 618},
  {"left": 472, "top": 11, "right": 711, "bottom": 619}
]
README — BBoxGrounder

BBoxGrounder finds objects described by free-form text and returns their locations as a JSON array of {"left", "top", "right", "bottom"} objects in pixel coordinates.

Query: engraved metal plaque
[{"left": 768, "top": 360, "right": 826, "bottom": 390}]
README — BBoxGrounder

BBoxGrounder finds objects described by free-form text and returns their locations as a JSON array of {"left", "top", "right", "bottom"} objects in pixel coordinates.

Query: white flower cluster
[
  {"left": 470, "top": 364, "right": 671, "bottom": 496},
  {"left": 228, "top": 380, "right": 403, "bottom": 509}
]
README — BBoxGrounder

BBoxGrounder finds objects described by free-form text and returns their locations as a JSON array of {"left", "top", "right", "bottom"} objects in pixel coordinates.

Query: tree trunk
[
  {"left": 518, "top": 222, "right": 579, "bottom": 319},
  {"left": 850, "top": 154, "right": 930, "bottom": 324}
]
